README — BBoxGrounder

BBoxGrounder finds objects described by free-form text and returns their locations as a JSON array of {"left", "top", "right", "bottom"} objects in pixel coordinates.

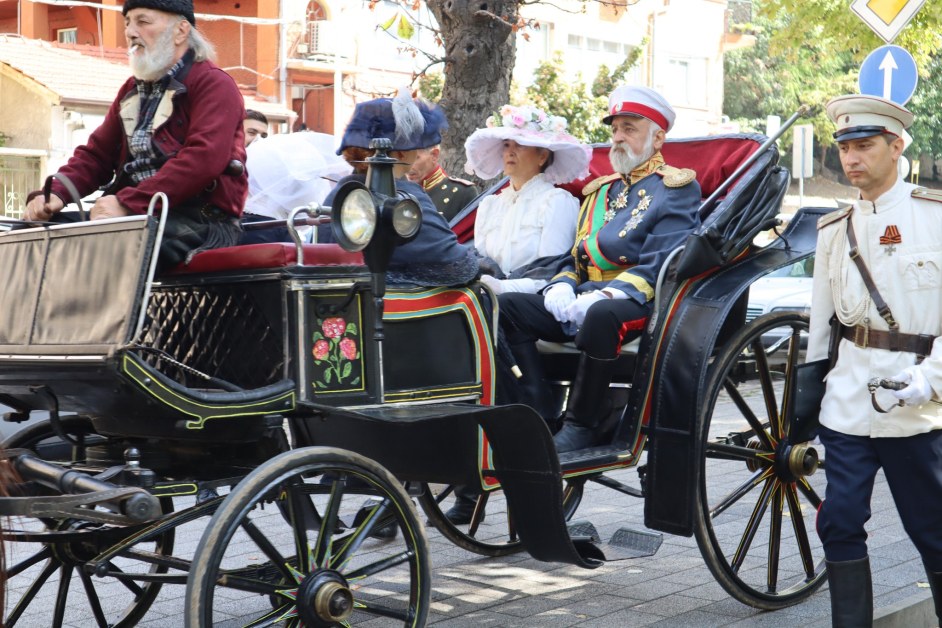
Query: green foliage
[
  {"left": 723, "top": 13, "right": 857, "bottom": 150},
  {"left": 908, "top": 55, "right": 942, "bottom": 160},
  {"left": 418, "top": 72, "right": 443, "bottom": 103},
  {"left": 728, "top": 1, "right": 942, "bottom": 160},
  {"left": 0, "top": 131, "right": 7, "bottom": 148},
  {"left": 524, "top": 49, "right": 642, "bottom": 143}
]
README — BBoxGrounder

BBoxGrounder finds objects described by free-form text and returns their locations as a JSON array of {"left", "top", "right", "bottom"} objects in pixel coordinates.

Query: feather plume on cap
[{"left": 392, "top": 86, "right": 426, "bottom": 147}]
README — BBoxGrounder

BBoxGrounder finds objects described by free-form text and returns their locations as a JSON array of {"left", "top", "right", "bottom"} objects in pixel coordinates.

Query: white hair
[{"left": 188, "top": 24, "right": 216, "bottom": 63}]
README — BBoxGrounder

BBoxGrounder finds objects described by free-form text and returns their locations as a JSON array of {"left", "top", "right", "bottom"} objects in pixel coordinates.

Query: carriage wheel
[
  {"left": 418, "top": 478, "right": 585, "bottom": 557},
  {"left": 186, "top": 446, "right": 430, "bottom": 627},
  {"left": 2, "top": 416, "right": 175, "bottom": 627},
  {"left": 694, "top": 311, "right": 827, "bottom": 609}
]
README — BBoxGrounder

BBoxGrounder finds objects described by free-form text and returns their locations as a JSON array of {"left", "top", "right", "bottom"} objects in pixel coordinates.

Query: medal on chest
[
  {"left": 879, "top": 225, "right": 901, "bottom": 256},
  {"left": 606, "top": 181, "right": 630, "bottom": 222},
  {"left": 618, "top": 189, "right": 652, "bottom": 237}
]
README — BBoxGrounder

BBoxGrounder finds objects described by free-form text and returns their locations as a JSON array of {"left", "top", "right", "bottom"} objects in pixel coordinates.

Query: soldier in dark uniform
[
  {"left": 498, "top": 85, "right": 701, "bottom": 453},
  {"left": 407, "top": 145, "right": 479, "bottom": 221}
]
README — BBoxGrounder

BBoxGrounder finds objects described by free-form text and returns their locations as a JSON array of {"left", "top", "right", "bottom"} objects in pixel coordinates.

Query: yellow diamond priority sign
[{"left": 851, "top": 0, "right": 927, "bottom": 43}]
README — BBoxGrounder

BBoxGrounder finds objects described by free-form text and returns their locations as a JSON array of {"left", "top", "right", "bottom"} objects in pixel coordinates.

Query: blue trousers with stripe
[{"left": 817, "top": 425, "right": 942, "bottom": 570}]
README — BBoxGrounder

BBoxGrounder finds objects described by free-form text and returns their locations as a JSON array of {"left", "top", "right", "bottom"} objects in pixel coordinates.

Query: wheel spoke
[
  {"left": 434, "top": 485, "right": 455, "bottom": 504},
  {"left": 723, "top": 379, "right": 776, "bottom": 451},
  {"left": 6, "top": 546, "right": 52, "bottom": 578},
  {"left": 796, "top": 475, "right": 824, "bottom": 509},
  {"left": 779, "top": 326, "right": 803, "bottom": 440},
  {"left": 767, "top": 483, "right": 784, "bottom": 593},
  {"left": 346, "top": 550, "right": 414, "bottom": 581},
  {"left": 242, "top": 604, "right": 291, "bottom": 627},
  {"left": 313, "top": 477, "right": 345, "bottom": 569},
  {"left": 109, "top": 562, "right": 146, "bottom": 597},
  {"left": 240, "top": 517, "right": 295, "bottom": 583},
  {"left": 731, "top": 477, "right": 775, "bottom": 573},
  {"left": 708, "top": 468, "right": 766, "bottom": 519},
  {"left": 467, "top": 491, "right": 490, "bottom": 538},
  {"left": 52, "top": 564, "right": 73, "bottom": 628},
  {"left": 751, "top": 338, "right": 781, "bottom": 441},
  {"left": 331, "top": 498, "right": 392, "bottom": 571},
  {"left": 78, "top": 567, "right": 110, "bottom": 628},
  {"left": 784, "top": 482, "right": 817, "bottom": 579},
  {"left": 6, "top": 560, "right": 58, "bottom": 626},
  {"left": 705, "top": 441, "right": 771, "bottom": 463}
]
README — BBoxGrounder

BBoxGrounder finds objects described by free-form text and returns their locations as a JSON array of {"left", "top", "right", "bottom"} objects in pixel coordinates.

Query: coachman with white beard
[
  {"left": 25, "top": 0, "right": 247, "bottom": 271},
  {"left": 498, "top": 86, "right": 701, "bottom": 453}
]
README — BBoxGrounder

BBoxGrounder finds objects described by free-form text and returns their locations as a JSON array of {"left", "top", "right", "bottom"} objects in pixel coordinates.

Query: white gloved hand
[
  {"left": 479, "top": 274, "right": 504, "bottom": 295},
  {"left": 564, "top": 290, "right": 608, "bottom": 328},
  {"left": 890, "top": 366, "right": 934, "bottom": 407},
  {"left": 543, "top": 283, "right": 576, "bottom": 322}
]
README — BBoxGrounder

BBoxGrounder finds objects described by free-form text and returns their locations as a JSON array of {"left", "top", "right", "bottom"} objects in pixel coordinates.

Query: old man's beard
[
  {"left": 609, "top": 134, "right": 656, "bottom": 176},
  {"left": 128, "top": 23, "right": 178, "bottom": 81}
]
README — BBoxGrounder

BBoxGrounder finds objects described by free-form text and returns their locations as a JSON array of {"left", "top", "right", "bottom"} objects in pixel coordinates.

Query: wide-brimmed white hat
[{"left": 464, "top": 105, "right": 591, "bottom": 184}]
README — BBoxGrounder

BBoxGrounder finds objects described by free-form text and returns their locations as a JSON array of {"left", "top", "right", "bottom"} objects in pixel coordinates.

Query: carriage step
[{"left": 568, "top": 520, "right": 663, "bottom": 561}]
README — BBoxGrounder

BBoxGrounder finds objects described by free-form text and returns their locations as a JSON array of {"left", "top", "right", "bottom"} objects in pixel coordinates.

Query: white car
[{"left": 747, "top": 257, "right": 814, "bottom": 322}]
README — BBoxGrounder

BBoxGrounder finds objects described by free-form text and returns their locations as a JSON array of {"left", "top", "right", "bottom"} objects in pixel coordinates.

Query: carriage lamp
[{"left": 329, "top": 137, "right": 422, "bottom": 283}]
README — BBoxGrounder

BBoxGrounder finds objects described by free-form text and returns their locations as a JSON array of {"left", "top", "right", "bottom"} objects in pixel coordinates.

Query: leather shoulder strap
[{"left": 846, "top": 216, "right": 898, "bottom": 329}]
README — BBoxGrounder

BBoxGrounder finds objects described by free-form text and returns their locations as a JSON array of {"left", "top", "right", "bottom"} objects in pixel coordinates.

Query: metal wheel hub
[
  {"left": 50, "top": 519, "right": 104, "bottom": 566},
  {"left": 297, "top": 569, "right": 354, "bottom": 626},
  {"left": 773, "top": 441, "right": 819, "bottom": 483}
]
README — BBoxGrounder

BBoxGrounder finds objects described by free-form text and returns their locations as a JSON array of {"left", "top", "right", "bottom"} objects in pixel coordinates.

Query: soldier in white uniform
[{"left": 808, "top": 94, "right": 942, "bottom": 627}]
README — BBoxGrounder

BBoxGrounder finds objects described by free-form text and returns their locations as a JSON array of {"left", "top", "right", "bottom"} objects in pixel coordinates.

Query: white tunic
[
  {"left": 808, "top": 177, "right": 942, "bottom": 437},
  {"left": 474, "top": 173, "right": 578, "bottom": 285}
]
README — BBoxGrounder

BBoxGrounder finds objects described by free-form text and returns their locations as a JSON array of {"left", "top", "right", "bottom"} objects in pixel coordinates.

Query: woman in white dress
[{"left": 464, "top": 105, "right": 591, "bottom": 294}]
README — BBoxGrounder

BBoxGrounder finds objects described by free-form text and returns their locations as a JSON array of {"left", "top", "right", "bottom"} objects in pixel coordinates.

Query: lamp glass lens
[
  {"left": 341, "top": 188, "right": 376, "bottom": 246},
  {"left": 392, "top": 200, "right": 421, "bottom": 238}
]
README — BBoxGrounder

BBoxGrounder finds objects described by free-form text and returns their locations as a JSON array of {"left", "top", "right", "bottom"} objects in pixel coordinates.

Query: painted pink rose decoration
[
  {"left": 322, "top": 317, "right": 346, "bottom": 338},
  {"left": 313, "top": 339, "right": 330, "bottom": 361},
  {"left": 339, "top": 338, "right": 358, "bottom": 360}
]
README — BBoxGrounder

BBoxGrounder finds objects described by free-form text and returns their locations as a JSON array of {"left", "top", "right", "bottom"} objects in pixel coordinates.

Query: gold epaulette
[
  {"left": 656, "top": 164, "right": 697, "bottom": 188},
  {"left": 581, "top": 173, "right": 621, "bottom": 196},
  {"left": 912, "top": 187, "right": 942, "bottom": 204},
  {"left": 817, "top": 205, "right": 852, "bottom": 230}
]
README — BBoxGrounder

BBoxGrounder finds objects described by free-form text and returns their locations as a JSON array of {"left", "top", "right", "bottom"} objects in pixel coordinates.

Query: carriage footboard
[{"left": 295, "top": 402, "right": 604, "bottom": 568}]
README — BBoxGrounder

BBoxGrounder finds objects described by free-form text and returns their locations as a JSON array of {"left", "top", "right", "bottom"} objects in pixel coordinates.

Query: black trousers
[
  {"left": 817, "top": 425, "right": 942, "bottom": 569},
  {"left": 499, "top": 292, "right": 651, "bottom": 359}
]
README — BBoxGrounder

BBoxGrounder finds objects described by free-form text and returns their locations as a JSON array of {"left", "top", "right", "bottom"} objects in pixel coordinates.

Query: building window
[
  {"left": 568, "top": 34, "right": 582, "bottom": 48},
  {"left": 586, "top": 37, "right": 601, "bottom": 51},
  {"left": 57, "top": 28, "right": 77, "bottom": 45}
]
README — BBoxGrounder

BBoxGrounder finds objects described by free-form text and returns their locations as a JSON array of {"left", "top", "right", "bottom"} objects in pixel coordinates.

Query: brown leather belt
[{"left": 840, "top": 325, "right": 935, "bottom": 355}]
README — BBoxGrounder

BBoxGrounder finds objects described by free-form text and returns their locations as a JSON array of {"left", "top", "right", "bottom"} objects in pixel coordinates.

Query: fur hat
[
  {"left": 337, "top": 89, "right": 447, "bottom": 155},
  {"left": 463, "top": 104, "right": 591, "bottom": 184},
  {"left": 123, "top": 0, "right": 196, "bottom": 25}
]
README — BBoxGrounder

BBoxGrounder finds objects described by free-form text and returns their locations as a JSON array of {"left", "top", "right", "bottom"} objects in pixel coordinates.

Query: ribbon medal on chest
[
  {"left": 879, "top": 225, "right": 901, "bottom": 256},
  {"left": 618, "top": 189, "right": 652, "bottom": 237}
]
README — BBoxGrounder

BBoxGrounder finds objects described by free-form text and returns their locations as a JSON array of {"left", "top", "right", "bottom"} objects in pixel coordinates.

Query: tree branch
[{"left": 473, "top": 9, "right": 514, "bottom": 34}]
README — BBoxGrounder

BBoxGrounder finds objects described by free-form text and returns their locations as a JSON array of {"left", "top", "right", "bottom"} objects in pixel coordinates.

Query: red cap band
[{"left": 609, "top": 102, "right": 669, "bottom": 130}]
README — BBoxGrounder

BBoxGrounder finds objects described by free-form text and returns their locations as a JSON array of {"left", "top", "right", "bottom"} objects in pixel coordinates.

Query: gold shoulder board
[
  {"left": 581, "top": 173, "right": 621, "bottom": 196},
  {"left": 817, "top": 206, "right": 852, "bottom": 230},
  {"left": 657, "top": 164, "right": 697, "bottom": 188},
  {"left": 912, "top": 187, "right": 942, "bottom": 204}
]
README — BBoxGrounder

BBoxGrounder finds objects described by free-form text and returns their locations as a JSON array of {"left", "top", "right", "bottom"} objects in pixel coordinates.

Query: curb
[{"left": 808, "top": 591, "right": 935, "bottom": 628}]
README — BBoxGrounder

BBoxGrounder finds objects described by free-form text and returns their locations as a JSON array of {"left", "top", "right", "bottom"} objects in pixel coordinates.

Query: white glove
[
  {"left": 890, "top": 366, "right": 934, "bottom": 407},
  {"left": 543, "top": 283, "right": 576, "bottom": 322},
  {"left": 480, "top": 275, "right": 543, "bottom": 295},
  {"left": 564, "top": 291, "right": 608, "bottom": 328},
  {"left": 479, "top": 274, "right": 504, "bottom": 295}
]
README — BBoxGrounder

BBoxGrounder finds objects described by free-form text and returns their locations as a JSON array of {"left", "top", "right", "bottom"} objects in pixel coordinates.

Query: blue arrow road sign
[{"left": 859, "top": 45, "right": 918, "bottom": 105}]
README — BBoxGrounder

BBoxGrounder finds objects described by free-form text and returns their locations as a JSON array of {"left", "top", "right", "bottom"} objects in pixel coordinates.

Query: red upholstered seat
[
  {"left": 560, "top": 137, "right": 761, "bottom": 201},
  {"left": 167, "top": 243, "right": 365, "bottom": 275}
]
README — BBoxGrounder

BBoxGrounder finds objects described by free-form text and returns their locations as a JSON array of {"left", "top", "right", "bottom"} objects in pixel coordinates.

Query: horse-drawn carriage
[{"left": 0, "top": 124, "right": 830, "bottom": 626}]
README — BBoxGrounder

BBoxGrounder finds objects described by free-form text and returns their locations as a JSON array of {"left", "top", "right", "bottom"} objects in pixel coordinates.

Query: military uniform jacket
[
  {"left": 808, "top": 178, "right": 942, "bottom": 437},
  {"left": 549, "top": 153, "right": 701, "bottom": 304},
  {"left": 422, "top": 166, "right": 480, "bottom": 221}
]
